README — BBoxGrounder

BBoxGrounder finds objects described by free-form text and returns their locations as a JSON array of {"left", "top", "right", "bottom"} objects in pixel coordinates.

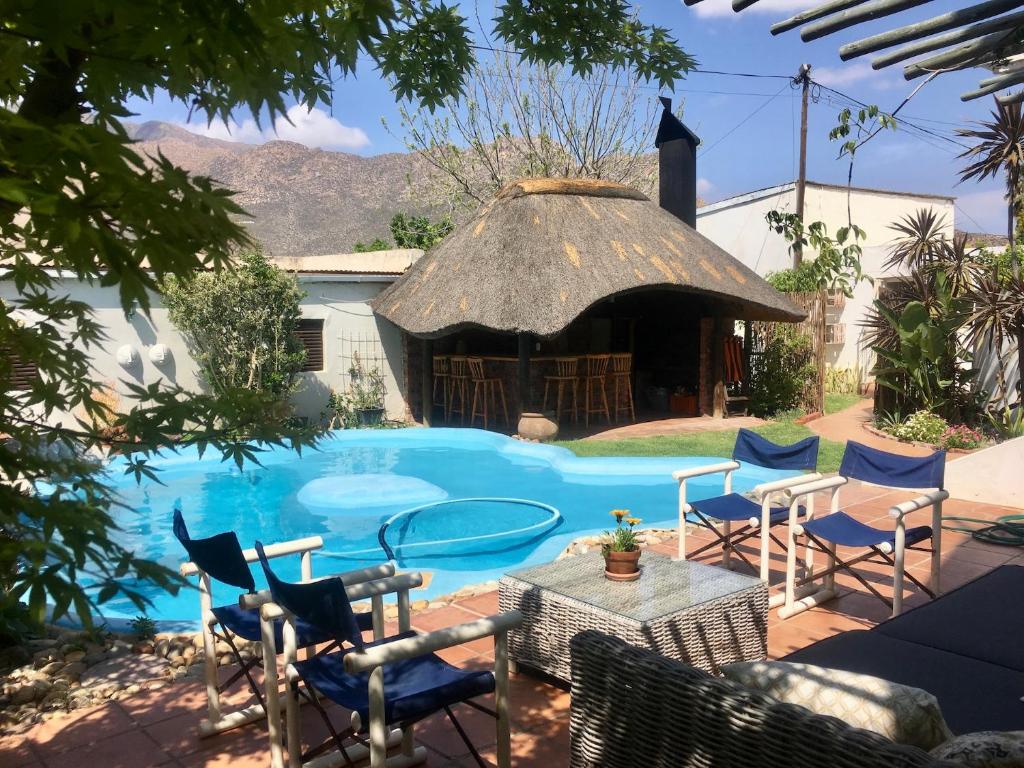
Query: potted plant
[
  {"left": 347, "top": 354, "right": 386, "bottom": 426},
  {"left": 601, "top": 510, "right": 643, "bottom": 581}
]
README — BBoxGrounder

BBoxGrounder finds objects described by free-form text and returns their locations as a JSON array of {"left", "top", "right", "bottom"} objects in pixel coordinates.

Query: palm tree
[
  {"left": 959, "top": 99, "right": 1024, "bottom": 392},
  {"left": 958, "top": 98, "right": 1024, "bottom": 273}
]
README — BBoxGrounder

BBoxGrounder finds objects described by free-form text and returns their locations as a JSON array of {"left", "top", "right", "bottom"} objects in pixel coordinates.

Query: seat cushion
[
  {"left": 691, "top": 493, "right": 804, "bottom": 525},
  {"left": 295, "top": 649, "right": 495, "bottom": 727},
  {"left": 801, "top": 511, "right": 931, "bottom": 548},
  {"left": 876, "top": 565, "right": 1024, "bottom": 673},
  {"left": 722, "top": 660, "right": 953, "bottom": 750},
  {"left": 931, "top": 731, "right": 1024, "bottom": 766},
  {"left": 784, "top": 630, "right": 1024, "bottom": 734},
  {"left": 212, "top": 603, "right": 371, "bottom": 648}
]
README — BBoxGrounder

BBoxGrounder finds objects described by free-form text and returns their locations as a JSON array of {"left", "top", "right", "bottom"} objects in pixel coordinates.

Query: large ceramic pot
[
  {"left": 604, "top": 549, "right": 641, "bottom": 582},
  {"left": 356, "top": 407, "right": 385, "bottom": 427},
  {"left": 518, "top": 412, "right": 558, "bottom": 441}
]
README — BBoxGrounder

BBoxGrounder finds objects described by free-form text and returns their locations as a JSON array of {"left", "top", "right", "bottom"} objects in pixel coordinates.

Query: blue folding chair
[
  {"left": 779, "top": 441, "right": 948, "bottom": 619},
  {"left": 674, "top": 429, "right": 820, "bottom": 599},
  {"left": 173, "top": 510, "right": 386, "bottom": 737},
  {"left": 253, "top": 542, "right": 523, "bottom": 768}
]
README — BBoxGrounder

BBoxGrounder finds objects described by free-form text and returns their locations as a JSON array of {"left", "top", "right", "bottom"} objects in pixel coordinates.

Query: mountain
[{"left": 125, "top": 121, "right": 437, "bottom": 256}]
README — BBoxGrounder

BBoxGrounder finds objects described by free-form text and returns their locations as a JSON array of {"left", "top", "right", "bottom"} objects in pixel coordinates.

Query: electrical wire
[{"left": 699, "top": 81, "right": 792, "bottom": 157}]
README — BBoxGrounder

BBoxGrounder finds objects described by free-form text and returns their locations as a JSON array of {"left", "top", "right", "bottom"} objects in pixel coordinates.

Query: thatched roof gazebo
[
  {"left": 372, "top": 177, "right": 805, "bottom": 425},
  {"left": 374, "top": 178, "right": 803, "bottom": 337}
]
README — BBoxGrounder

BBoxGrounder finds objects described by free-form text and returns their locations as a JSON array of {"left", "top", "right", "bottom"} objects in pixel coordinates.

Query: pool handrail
[{"left": 374, "top": 497, "right": 562, "bottom": 563}]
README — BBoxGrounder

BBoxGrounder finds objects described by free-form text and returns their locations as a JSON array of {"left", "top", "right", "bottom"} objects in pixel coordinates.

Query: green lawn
[
  {"left": 825, "top": 392, "right": 864, "bottom": 415},
  {"left": 555, "top": 417, "right": 847, "bottom": 472}
]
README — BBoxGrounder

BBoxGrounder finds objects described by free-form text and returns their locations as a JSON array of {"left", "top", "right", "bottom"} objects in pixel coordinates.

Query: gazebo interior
[{"left": 404, "top": 288, "right": 744, "bottom": 433}]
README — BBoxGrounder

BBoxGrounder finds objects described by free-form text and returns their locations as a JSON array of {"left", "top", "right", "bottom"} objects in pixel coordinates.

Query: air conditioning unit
[{"left": 825, "top": 323, "right": 846, "bottom": 344}]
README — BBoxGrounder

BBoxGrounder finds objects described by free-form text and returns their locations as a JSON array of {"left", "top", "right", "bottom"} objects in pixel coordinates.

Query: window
[{"left": 296, "top": 318, "right": 325, "bottom": 372}]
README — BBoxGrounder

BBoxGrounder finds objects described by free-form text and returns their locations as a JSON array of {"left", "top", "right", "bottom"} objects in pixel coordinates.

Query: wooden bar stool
[
  {"left": 541, "top": 357, "right": 579, "bottom": 424},
  {"left": 447, "top": 356, "right": 470, "bottom": 425},
  {"left": 609, "top": 352, "right": 636, "bottom": 423},
  {"left": 432, "top": 355, "right": 450, "bottom": 422},
  {"left": 579, "top": 354, "right": 611, "bottom": 428},
  {"left": 467, "top": 357, "right": 509, "bottom": 430}
]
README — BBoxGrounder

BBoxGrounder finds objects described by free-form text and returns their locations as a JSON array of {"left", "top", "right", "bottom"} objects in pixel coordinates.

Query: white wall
[
  {"left": 1, "top": 274, "right": 408, "bottom": 424},
  {"left": 292, "top": 276, "right": 408, "bottom": 419},
  {"left": 697, "top": 183, "right": 956, "bottom": 372}
]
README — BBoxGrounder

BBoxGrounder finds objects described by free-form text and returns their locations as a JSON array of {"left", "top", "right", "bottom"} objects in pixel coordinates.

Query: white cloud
[
  {"left": 697, "top": 177, "right": 715, "bottom": 196},
  {"left": 180, "top": 104, "right": 370, "bottom": 151},
  {"left": 812, "top": 63, "right": 871, "bottom": 89},
  {"left": 685, "top": 0, "right": 808, "bottom": 19}
]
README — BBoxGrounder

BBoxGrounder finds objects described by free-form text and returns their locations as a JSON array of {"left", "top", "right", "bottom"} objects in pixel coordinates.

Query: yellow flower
[
  {"left": 609, "top": 509, "right": 628, "bottom": 520},
  {"left": 625, "top": 517, "right": 642, "bottom": 526}
]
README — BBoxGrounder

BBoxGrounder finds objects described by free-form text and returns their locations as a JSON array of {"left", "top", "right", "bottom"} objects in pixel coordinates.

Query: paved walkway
[
  {"left": 5, "top": 484, "right": 1022, "bottom": 768},
  {"left": 808, "top": 398, "right": 934, "bottom": 456},
  {"left": 579, "top": 414, "right": 764, "bottom": 441}
]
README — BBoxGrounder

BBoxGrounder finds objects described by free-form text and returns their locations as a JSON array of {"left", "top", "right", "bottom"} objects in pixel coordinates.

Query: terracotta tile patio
[{"left": 4, "top": 489, "right": 1022, "bottom": 768}]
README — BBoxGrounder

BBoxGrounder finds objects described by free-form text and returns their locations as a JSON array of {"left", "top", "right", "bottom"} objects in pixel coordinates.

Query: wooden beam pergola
[{"left": 683, "top": 0, "right": 1024, "bottom": 103}]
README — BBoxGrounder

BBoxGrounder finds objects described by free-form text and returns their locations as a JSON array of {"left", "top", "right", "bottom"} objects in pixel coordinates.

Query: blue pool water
[{"left": 100, "top": 428, "right": 794, "bottom": 628}]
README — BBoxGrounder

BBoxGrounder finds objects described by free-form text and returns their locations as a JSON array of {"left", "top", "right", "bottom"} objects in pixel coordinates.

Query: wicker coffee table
[{"left": 498, "top": 552, "right": 768, "bottom": 681}]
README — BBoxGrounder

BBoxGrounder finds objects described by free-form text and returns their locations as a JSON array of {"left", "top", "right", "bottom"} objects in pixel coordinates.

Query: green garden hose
[{"left": 942, "top": 515, "right": 1024, "bottom": 546}]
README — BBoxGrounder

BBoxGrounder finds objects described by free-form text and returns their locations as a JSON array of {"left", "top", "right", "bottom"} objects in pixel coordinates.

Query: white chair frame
[
  {"left": 179, "top": 535, "right": 393, "bottom": 737},
  {"left": 251, "top": 573, "right": 523, "bottom": 768},
  {"left": 674, "top": 461, "right": 821, "bottom": 607},
  {"left": 778, "top": 475, "right": 949, "bottom": 619}
]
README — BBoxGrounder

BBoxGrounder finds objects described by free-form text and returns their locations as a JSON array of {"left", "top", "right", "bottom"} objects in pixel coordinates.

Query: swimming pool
[{"left": 100, "top": 428, "right": 794, "bottom": 628}]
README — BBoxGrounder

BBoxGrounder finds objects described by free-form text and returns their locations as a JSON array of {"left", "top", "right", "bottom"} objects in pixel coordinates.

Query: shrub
[
  {"left": 825, "top": 366, "right": 863, "bottom": 395},
  {"left": 163, "top": 251, "right": 307, "bottom": 398},
  {"left": 749, "top": 325, "right": 816, "bottom": 418},
  {"left": 941, "top": 425, "right": 985, "bottom": 451},
  {"left": 129, "top": 615, "right": 157, "bottom": 641},
  {"left": 766, "top": 261, "right": 820, "bottom": 293},
  {"left": 884, "top": 410, "right": 949, "bottom": 445}
]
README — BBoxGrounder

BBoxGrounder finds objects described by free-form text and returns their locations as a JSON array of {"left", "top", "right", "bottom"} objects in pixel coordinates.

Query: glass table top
[{"left": 503, "top": 552, "right": 762, "bottom": 623}]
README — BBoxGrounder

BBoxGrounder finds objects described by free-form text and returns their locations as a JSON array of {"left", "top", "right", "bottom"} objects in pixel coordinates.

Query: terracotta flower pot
[
  {"left": 604, "top": 548, "right": 641, "bottom": 582},
  {"left": 518, "top": 412, "right": 558, "bottom": 441}
]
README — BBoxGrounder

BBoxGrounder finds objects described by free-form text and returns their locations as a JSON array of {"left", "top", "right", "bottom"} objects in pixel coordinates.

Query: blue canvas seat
[
  {"left": 295, "top": 649, "right": 496, "bottom": 728},
  {"left": 253, "top": 542, "right": 522, "bottom": 768},
  {"left": 172, "top": 510, "right": 373, "bottom": 738},
  {"left": 801, "top": 511, "right": 932, "bottom": 550},
  {"left": 780, "top": 441, "right": 949, "bottom": 620},
  {"left": 690, "top": 493, "right": 807, "bottom": 525},
  {"left": 210, "top": 603, "right": 353, "bottom": 648},
  {"left": 676, "top": 428, "right": 819, "bottom": 595}
]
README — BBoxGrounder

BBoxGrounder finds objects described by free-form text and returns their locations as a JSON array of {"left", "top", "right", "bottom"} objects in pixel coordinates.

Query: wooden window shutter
[
  {"left": 4, "top": 349, "right": 40, "bottom": 391},
  {"left": 296, "top": 319, "right": 324, "bottom": 372}
]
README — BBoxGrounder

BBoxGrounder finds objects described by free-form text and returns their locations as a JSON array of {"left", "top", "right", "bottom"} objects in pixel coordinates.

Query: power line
[
  {"left": 699, "top": 81, "right": 792, "bottom": 157},
  {"left": 813, "top": 81, "right": 971, "bottom": 150}
]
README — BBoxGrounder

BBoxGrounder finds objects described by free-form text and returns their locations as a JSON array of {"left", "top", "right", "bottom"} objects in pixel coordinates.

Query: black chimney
[{"left": 655, "top": 97, "right": 701, "bottom": 228}]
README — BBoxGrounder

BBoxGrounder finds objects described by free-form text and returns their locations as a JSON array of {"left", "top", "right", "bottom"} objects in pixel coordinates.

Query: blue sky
[{"left": 126, "top": 0, "right": 1009, "bottom": 234}]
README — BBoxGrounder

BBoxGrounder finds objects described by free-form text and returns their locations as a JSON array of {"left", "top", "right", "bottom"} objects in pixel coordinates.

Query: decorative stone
[
  {"left": 58, "top": 662, "right": 88, "bottom": 681},
  {"left": 39, "top": 661, "right": 65, "bottom": 676},
  {"left": 517, "top": 412, "right": 558, "bottom": 442},
  {"left": 79, "top": 655, "right": 169, "bottom": 689}
]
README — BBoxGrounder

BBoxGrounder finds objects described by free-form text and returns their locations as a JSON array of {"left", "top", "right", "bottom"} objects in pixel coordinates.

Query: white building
[
  {"left": 2, "top": 249, "right": 421, "bottom": 424},
  {"left": 696, "top": 180, "right": 956, "bottom": 376}
]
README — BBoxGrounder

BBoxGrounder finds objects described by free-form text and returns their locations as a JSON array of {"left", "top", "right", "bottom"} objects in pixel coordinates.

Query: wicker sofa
[
  {"left": 569, "top": 565, "right": 1024, "bottom": 766},
  {"left": 569, "top": 630, "right": 954, "bottom": 768}
]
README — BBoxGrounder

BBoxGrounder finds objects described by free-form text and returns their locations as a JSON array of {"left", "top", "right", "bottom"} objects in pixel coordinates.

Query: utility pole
[{"left": 794, "top": 63, "right": 811, "bottom": 270}]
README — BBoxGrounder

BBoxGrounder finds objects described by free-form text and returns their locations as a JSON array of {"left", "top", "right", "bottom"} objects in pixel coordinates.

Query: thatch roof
[{"left": 372, "top": 178, "right": 805, "bottom": 339}]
